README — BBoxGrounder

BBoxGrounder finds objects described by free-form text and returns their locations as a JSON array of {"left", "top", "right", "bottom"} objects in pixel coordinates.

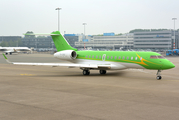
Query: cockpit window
[
  {"left": 150, "top": 55, "right": 165, "bottom": 59},
  {"left": 157, "top": 56, "right": 165, "bottom": 59},
  {"left": 150, "top": 56, "right": 157, "bottom": 59}
]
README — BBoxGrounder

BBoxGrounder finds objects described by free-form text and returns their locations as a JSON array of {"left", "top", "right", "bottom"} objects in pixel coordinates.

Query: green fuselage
[{"left": 76, "top": 51, "right": 175, "bottom": 70}]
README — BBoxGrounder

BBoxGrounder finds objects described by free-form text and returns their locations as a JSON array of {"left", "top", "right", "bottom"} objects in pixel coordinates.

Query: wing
[
  {"left": 2, "top": 53, "right": 112, "bottom": 69},
  {"left": 4, "top": 50, "right": 15, "bottom": 53},
  {"left": 1, "top": 48, "right": 29, "bottom": 53}
]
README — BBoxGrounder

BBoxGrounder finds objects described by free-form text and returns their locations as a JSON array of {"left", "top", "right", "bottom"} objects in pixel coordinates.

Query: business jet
[
  {"left": 3, "top": 31, "right": 175, "bottom": 80},
  {"left": 0, "top": 46, "right": 31, "bottom": 55}
]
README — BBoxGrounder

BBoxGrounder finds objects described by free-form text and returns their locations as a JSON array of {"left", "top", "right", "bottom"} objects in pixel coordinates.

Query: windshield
[
  {"left": 157, "top": 56, "right": 165, "bottom": 59},
  {"left": 150, "top": 55, "right": 165, "bottom": 59}
]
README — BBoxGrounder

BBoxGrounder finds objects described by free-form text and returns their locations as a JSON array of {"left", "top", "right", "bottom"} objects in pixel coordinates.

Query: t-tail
[{"left": 51, "top": 31, "right": 77, "bottom": 52}]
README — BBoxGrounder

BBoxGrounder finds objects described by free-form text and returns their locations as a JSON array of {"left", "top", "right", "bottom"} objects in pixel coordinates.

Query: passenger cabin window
[
  {"left": 140, "top": 57, "right": 142, "bottom": 60},
  {"left": 99, "top": 56, "right": 101, "bottom": 59},
  {"left": 131, "top": 57, "right": 133, "bottom": 60},
  {"left": 92, "top": 56, "right": 94, "bottom": 58},
  {"left": 135, "top": 57, "right": 137, "bottom": 60},
  {"left": 115, "top": 56, "right": 117, "bottom": 59},
  {"left": 119, "top": 56, "right": 121, "bottom": 59},
  {"left": 86, "top": 55, "right": 88, "bottom": 58},
  {"left": 96, "top": 56, "right": 98, "bottom": 58},
  {"left": 123, "top": 57, "right": 125, "bottom": 59},
  {"left": 89, "top": 56, "right": 91, "bottom": 58},
  {"left": 107, "top": 56, "right": 109, "bottom": 59},
  {"left": 111, "top": 56, "right": 113, "bottom": 59},
  {"left": 127, "top": 57, "right": 129, "bottom": 60}
]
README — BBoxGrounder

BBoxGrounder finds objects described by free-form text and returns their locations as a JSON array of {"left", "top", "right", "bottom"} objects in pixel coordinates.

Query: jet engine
[{"left": 54, "top": 50, "right": 77, "bottom": 61}]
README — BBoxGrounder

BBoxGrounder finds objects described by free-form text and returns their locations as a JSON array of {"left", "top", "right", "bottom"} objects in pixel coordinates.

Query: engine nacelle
[{"left": 54, "top": 50, "right": 77, "bottom": 61}]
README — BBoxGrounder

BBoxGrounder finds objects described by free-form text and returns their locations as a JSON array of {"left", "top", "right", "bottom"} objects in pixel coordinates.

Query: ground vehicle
[{"left": 166, "top": 50, "right": 173, "bottom": 56}]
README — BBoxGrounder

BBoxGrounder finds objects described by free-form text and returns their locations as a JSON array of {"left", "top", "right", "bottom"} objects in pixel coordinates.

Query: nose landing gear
[{"left": 156, "top": 70, "right": 162, "bottom": 80}]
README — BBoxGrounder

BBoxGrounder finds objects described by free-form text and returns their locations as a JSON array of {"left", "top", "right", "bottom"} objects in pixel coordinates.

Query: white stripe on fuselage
[{"left": 63, "top": 58, "right": 145, "bottom": 70}]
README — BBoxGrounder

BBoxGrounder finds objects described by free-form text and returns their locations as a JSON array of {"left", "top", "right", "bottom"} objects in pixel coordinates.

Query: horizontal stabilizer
[{"left": 23, "top": 33, "right": 60, "bottom": 36}]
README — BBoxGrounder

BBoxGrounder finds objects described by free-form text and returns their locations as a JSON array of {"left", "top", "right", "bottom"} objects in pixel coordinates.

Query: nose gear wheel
[{"left": 156, "top": 70, "right": 162, "bottom": 80}]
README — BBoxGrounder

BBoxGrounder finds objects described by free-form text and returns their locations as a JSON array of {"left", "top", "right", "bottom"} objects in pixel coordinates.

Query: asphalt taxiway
[{"left": 0, "top": 54, "right": 179, "bottom": 120}]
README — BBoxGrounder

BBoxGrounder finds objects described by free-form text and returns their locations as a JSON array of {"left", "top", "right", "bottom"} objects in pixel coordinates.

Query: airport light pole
[
  {"left": 83, "top": 23, "right": 87, "bottom": 49},
  {"left": 172, "top": 18, "right": 177, "bottom": 49},
  {"left": 83, "top": 23, "right": 87, "bottom": 36},
  {"left": 55, "top": 8, "right": 62, "bottom": 31}
]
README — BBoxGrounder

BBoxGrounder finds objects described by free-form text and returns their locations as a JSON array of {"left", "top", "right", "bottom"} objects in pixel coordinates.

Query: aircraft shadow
[{"left": 31, "top": 71, "right": 127, "bottom": 77}]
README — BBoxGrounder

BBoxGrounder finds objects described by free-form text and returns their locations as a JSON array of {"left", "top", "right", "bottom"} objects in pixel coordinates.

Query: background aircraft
[
  {"left": 0, "top": 47, "right": 31, "bottom": 55},
  {"left": 3, "top": 31, "right": 175, "bottom": 80}
]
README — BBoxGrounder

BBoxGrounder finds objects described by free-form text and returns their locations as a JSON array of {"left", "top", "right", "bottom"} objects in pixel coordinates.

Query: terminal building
[
  {"left": 64, "top": 34, "right": 79, "bottom": 48},
  {"left": 0, "top": 36, "right": 22, "bottom": 46},
  {"left": 0, "top": 36, "right": 23, "bottom": 47},
  {"left": 22, "top": 31, "right": 54, "bottom": 49},
  {"left": 0, "top": 36, "right": 22, "bottom": 42},
  {"left": 133, "top": 30, "right": 179, "bottom": 50},
  {"left": 75, "top": 33, "right": 134, "bottom": 50}
]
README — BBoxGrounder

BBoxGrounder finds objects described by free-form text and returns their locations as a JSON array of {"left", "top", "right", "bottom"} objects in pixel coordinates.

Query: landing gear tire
[
  {"left": 83, "top": 70, "right": 90, "bottom": 75},
  {"left": 5, "top": 53, "right": 8, "bottom": 55},
  {"left": 156, "top": 70, "right": 162, "bottom": 80},
  {"left": 100, "top": 70, "right": 106, "bottom": 74},
  {"left": 156, "top": 76, "right": 162, "bottom": 80}
]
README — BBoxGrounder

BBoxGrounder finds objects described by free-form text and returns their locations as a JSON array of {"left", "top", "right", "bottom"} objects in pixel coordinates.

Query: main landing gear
[
  {"left": 5, "top": 53, "right": 12, "bottom": 55},
  {"left": 99, "top": 70, "right": 106, "bottom": 75},
  {"left": 156, "top": 70, "right": 162, "bottom": 80},
  {"left": 83, "top": 70, "right": 90, "bottom": 75},
  {"left": 82, "top": 70, "right": 107, "bottom": 75}
]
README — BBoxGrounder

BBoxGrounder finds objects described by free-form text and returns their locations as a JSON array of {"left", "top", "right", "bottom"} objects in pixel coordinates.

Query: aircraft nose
[
  {"left": 170, "top": 63, "right": 175, "bottom": 68},
  {"left": 165, "top": 62, "right": 175, "bottom": 69}
]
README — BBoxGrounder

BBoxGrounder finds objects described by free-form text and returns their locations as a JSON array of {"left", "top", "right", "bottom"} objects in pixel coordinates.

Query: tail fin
[{"left": 51, "top": 31, "right": 77, "bottom": 52}]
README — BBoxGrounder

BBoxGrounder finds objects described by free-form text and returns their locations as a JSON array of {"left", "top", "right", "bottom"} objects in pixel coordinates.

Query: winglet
[
  {"left": 3, "top": 53, "right": 7, "bottom": 59},
  {"left": 3, "top": 54, "right": 12, "bottom": 64}
]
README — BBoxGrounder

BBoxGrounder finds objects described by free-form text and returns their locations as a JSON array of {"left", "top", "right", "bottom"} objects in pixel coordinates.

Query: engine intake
[{"left": 54, "top": 50, "right": 77, "bottom": 61}]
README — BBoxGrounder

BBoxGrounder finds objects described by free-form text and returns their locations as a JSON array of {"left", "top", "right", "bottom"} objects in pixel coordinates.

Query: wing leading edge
[{"left": 2, "top": 54, "right": 112, "bottom": 69}]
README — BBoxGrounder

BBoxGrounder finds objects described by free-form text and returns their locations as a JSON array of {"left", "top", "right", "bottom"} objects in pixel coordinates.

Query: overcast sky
[{"left": 0, "top": 0, "right": 179, "bottom": 36}]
